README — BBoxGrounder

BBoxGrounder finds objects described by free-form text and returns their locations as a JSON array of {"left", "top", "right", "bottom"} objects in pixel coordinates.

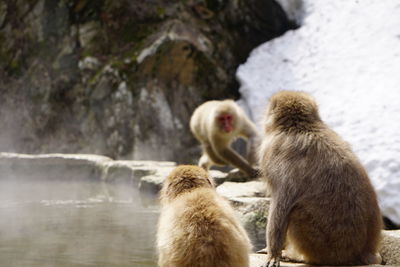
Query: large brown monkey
[
  {"left": 157, "top": 165, "right": 252, "bottom": 267},
  {"left": 190, "top": 100, "right": 259, "bottom": 178},
  {"left": 259, "top": 91, "right": 382, "bottom": 267}
]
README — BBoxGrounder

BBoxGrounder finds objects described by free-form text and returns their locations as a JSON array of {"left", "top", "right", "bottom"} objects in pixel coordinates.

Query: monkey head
[
  {"left": 265, "top": 91, "right": 321, "bottom": 131},
  {"left": 218, "top": 113, "right": 234, "bottom": 133},
  {"left": 214, "top": 100, "right": 239, "bottom": 134},
  {"left": 160, "top": 165, "right": 214, "bottom": 204}
]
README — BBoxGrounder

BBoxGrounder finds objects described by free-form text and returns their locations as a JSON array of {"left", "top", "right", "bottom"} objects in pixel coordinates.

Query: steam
[{"left": 0, "top": 162, "right": 160, "bottom": 267}]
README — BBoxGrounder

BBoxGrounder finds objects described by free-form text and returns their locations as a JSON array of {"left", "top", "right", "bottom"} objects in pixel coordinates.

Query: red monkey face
[{"left": 218, "top": 113, "right": 234, "bottom": 133}]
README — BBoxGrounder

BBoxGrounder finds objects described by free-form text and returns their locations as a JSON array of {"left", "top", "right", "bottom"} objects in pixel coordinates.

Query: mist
[{"left": 0, "top": 157, "right": 160, "bottom": 267}]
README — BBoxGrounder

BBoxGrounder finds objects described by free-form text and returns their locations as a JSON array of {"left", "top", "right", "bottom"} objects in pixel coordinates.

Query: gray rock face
[
  {"left": 231, "top": 197, "right": 270, "bottom": 250},
  {"left": 0, "top": 0, "right": 296, "bottom": 161}
]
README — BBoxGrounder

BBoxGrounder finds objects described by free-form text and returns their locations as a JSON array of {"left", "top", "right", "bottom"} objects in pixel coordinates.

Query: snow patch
[{"left": 237, "top": 0, "right": 400, "bottom": 224}]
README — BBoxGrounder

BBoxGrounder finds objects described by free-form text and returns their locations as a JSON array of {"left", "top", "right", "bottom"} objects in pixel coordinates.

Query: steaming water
[{"left": 0, "top": 180, "right": 158, "bottom": 267}]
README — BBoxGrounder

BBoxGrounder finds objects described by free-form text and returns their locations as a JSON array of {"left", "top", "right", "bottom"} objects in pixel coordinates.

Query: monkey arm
[
  {"left": 240, "top": 120, "right": 261, "bottom": 166},
  {"left": 266, "top": 199, "right": 289, "bottom": 257},
  {"left": 215, "top": 145, "right": 258, "bottom": 178},
  {"left": 203, "top": 143, "right": 228, "bottom": 166},
  {"left": 264, "top": 191, "right": 296, "bottom": 267}
]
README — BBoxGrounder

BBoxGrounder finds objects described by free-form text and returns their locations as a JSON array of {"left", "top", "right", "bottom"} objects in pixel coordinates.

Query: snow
[{"left": 237, "top": 0, "right": 400, "bottom": 225}]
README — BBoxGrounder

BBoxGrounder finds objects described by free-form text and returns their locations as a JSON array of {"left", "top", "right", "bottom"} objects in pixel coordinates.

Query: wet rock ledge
[{"left": 0, "top": 153, "right": 399, "bottom": 266}]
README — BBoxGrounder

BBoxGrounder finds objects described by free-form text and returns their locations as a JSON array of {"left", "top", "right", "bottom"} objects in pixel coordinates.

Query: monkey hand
[
  {"left": 261, "top": 255, "right": 280, "bottom": 267},
  {"left": 226, "top": 168, "right": 259, "bottom": 182},
  {"left": 225, "top": 169, "right": 249, "bottom": 182},
  {"left": 249, "top": 167, "right": 260, "bottom": 179}
]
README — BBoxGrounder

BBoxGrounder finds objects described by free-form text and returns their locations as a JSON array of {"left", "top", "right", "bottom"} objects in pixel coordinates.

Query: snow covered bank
[{"left": 237, "top": 0, "right": 400, "bottom": 224}]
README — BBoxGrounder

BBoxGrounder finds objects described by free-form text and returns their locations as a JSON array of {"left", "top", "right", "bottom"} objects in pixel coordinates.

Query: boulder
[{"left": 230, "top": 197, "right": 270, "bottom": 250}]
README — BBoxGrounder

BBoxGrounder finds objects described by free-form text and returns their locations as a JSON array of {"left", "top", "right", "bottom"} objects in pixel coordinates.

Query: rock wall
[{"left": 0, "top": 0, "right": 295, "bottom": 162}]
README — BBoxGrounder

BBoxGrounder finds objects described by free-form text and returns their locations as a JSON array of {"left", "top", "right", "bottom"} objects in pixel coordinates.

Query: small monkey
[
  {"left": 190, "top": 100, "right": 259, "bottom": 178},
  {"left": 259, "top": 91, "right": 382, "bottom": 267},
  {"left": 157, "top": 165, "right": 252, "bottom": 267}
]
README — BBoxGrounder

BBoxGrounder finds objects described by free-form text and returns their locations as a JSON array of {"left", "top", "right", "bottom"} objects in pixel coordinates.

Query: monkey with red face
[{"left": 190, "top": 100, "right": 259, "bottom": 178}]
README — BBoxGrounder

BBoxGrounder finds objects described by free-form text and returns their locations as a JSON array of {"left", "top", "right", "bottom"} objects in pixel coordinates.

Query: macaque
[
  {"left": 157, "top": 165, "right": 252, "bottom": 267},
  {"left": 190, "top": 100, "right": 259, "bottom": 178},
  {"left": 259, "top": 91, "right": 382, "bottom": 267}
]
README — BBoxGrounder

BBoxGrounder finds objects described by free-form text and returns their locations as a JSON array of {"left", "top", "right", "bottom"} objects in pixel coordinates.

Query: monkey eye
[{"left": 219, "top": 114, "right": 232, "bottom": 121}]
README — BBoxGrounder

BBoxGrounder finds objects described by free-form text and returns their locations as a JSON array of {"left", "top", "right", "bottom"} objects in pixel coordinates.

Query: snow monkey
[
  {"left": 259, "top": 91, "right": 382, "bottom": 267},
  {"left": 157, "top": 165, "right": 252, "bottom": 267},
  {"left": 190, "top": 100, "right": 259, "bottom": 178}
]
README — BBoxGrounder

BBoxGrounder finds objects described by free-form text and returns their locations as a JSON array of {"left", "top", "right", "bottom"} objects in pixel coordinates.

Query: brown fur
[
  {"left": 190, "top": 100, "right": 259, "bottom": 177},
  {"left": 259, "top": 91, "right": 382, "bottom": 266},
  {"left": 157, "top": 165, "right": 252, "bottom": 267}
]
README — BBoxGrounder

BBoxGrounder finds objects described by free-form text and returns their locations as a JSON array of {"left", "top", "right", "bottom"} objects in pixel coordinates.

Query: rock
[
  {"left": 217, "top": 180, "right": 266, "bottom": 198},
  {"left": 79, "top": 21, "right": 101, "bottom": 48},
  {"left": 225, "top": 168, "right": 257, "bottom": 182},
  {"left": 0, "top": 152, "right": 111, "bottom": 181},
  {"left": 0, "top": 153, "right": 176, "bottom": 188},
  {"left": 215, "top": 176, "right": 268, "bottom": 249},
  {"left": 0, "top": 0, "right": 296, "bottom": 160},
  {"left": 0, "top": 1, "right": 6, "bottom": 26},
  {"left": 102, "top": 160, "right": 176, "bottom": 186},
  {"left": 78, "top": 56, "right": 101, "bottom": 71},
  {"left": 381, "top": 230, "right": 400, "bottom": 265},
  {"left": 209, "top": 170, "right": 229, "bottom": 185},
  {"left": 0, "top": 152, "right": 111, "bottom": 163},
  {"left": 249, "top": 254, "right": 390, "bottom": 267},
  {"left": 139, "top": 168, "right": 241, "bottom": 194},
  {"left": 138, "top": 166, "right": 176, "bottom": 194},
  {"left": 230, "top": 197, "right": 270, "bottom": 250},
  {"left": 250, "top": 255, "right": 303, "bottom": 267}
]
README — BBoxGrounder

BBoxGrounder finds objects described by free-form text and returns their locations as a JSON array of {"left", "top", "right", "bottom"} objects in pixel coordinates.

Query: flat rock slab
[
  {"left": 217, "top": 180, "right": 266, "bottom": 198},
  {"left": 0, "top": 152, "right": 112, "bottom": 165},
  {"left": 0, "top": 152, "right": 110, "bottom": 181},
  {"left": 0, "top": 153, "right": 175, "bottom": 187}
]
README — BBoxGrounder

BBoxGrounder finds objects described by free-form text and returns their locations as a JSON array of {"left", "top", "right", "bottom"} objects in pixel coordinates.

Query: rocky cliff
[{"left": 0, "top": 0, "right": 295, "bottom": 161}]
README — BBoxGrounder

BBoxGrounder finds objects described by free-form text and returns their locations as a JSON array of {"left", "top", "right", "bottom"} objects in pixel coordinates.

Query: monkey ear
[
  {"left": 165, "top": 182, "right": 175, "bottom": 198},
  {"left": 206, "top": 177, "right": 215, "bottom": 187},
  {"left": 269, "top": 98, "right": 278, "bottom": 111}
]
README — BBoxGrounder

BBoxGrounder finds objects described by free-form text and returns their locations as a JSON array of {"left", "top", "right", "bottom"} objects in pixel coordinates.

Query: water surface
[{"left": 0, "top": 180, "right": 159, "bottom": 267}]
